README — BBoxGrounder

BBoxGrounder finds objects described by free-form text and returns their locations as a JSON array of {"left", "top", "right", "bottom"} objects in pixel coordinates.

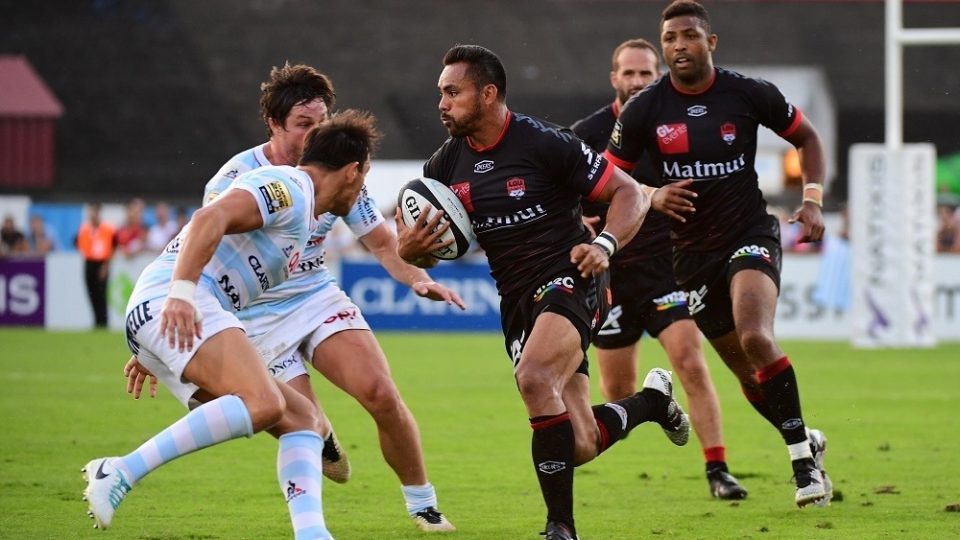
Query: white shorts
[
  {"left": 126, "top": 286, "right": 244, "bottom": 406},
  {"left": 243, "top": 286, "right": 370, "bottom": 383}
]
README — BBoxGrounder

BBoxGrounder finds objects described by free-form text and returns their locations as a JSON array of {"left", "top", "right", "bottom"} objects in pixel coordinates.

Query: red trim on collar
[
  {"left": 467, "top": 110, "right": 512, "bottom": 152},
  {"left": 669, "top": 68, "right": 717, "bottom": 95},
  {"left": 611, "top": 99, "right": 622, "bottom": 118}
]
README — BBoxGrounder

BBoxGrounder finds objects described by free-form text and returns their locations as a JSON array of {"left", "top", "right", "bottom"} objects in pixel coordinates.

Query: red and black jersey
[
  {"left": 572, "top": 100, "right": 670, "bottom": 263},
  {"left": 425, "top": 111, "right": 614, "bottom": 295},
  {"left": 604, "top": 67, "right": 802, "bottom": 251}
]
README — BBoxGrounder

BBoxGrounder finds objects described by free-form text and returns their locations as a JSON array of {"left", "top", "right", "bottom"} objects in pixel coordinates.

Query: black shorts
[
  {"left": 673, "top": 214, "right": 782, "bottom": 339},
  {"left": 500, "top": 267, "right": 610, "bottom": 375},
  {"left": 593, "top": 252, "right": 690, "bottom": 349}
]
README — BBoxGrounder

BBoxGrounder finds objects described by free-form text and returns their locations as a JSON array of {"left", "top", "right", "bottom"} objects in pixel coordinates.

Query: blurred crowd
[
  {"left": 4, "top": 197, "right": 960, "bottom": 258},
  {"left": 0, "top": 198, "right": 190, "bottom": 258},
  {"left": 1, "top": 213, "right": 59, "bottom": 256}
]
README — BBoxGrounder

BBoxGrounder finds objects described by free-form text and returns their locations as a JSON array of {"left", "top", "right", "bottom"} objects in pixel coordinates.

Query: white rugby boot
[{"left": 82, "top": 457, "right": 132, "bottom": 529}]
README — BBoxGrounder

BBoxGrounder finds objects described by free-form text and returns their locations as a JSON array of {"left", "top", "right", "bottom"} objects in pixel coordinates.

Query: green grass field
[{"left": 1, "top": 329, "right": 958, "bottom": 539}]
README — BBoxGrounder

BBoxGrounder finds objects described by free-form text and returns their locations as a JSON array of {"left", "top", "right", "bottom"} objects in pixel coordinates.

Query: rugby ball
[{"left": 398, "top": 177, "right": 475, "bottom": 260}]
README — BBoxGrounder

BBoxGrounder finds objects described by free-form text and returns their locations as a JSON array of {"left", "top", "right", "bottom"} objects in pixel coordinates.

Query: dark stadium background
[{"left": 2, "top": 0, "right": 959, "bottom": 203}]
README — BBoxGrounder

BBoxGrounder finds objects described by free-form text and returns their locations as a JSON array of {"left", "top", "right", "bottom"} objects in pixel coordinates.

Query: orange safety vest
[{"left": 77, "top": 222, "right": 115, "bottom": 261}]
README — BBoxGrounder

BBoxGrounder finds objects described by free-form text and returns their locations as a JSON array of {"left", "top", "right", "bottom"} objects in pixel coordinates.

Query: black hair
[
  {"left": 260, "top": 62, "right": 336, "bottom": 138},
  {"left": 661, "top": 0, "right": 712, "bottom": 33},
  {"left": 299, "top": 109, "right": 382, "bottom": 170},
  {"left": 442, "top": 45, "right": 507, "bottom": 100}
]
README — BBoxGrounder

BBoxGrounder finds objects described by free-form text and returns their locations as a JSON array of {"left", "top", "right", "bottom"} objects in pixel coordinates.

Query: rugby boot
[{"left": 641, "top": 368, "right": 690, "bottom": 446}]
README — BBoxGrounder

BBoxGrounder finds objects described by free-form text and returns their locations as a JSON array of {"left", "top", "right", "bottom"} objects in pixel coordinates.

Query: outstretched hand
[
  {"left": 651, "top": 179, "right": 697, "bottom": 223},
  {"left": 123, "top": 355, "right": 158, "bottom": 399},
  {"left": 412, "top": 280, "right": 467, "bottom": 310},
  {"left": 789, "top": 202, "right": 825, "bottom": 243}
]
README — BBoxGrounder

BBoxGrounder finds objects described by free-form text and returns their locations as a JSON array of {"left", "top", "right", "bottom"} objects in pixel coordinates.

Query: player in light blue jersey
[
  {"left": 83, "top": 111, "right": 381, "bottom": 540},
  {"left": 194, "top": 62, "right": 354, "bottom": 485},
  {"left": 129, "top": 63, "right": 464, "bottom": 532}
]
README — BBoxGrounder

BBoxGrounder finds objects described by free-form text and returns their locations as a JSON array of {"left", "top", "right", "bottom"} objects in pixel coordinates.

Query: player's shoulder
[
  {"left": 430, "top": 135, "right": 463, "bottom": 160},
  {"left": 425, "top": 136, "right": 464, "bottom": 182},
  {"left": 246, "top": 166, "right": 313, "bottom": 216},
  {"left": 513, "top": 112, "right": 575, "bottom": 139},
  {"left": 635, "top": 76, "right": 670, "bottom": 102},
  {"left": 204, "top": 145, "right": 265, "bottom": 203},
  {"left": 619, "top": 77, "right": 668, "bottom": 119},
  {"left": 239, "top": 165, "right": 309, "bottom": 193},
  {"left": 511, "top": 112, "right": 580, "bottom": 155},
  {"left": 218, "top": 145, "right": 264, "bottom": 176},
  {"left": 716, "top": 66, "right": 780, "bottom": 93},
  {"left": 571, "top": 104, "right": 615, "bottom": 137}
]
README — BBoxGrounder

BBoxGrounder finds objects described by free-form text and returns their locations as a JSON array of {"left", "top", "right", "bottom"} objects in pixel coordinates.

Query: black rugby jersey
[
  {"left": 604, "top": 67, "right": 802, "bottom": 251},
  {"left": 572, "top": 100, "right": 669, "bottom": 263},
  {"left": 425, "top": 111, "right": 613, "bottom": 295}
]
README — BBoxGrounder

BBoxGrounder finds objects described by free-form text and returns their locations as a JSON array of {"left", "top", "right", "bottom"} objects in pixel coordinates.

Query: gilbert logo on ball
[{"left": 398, "top": 177, "right": 475, "bottom": 260}]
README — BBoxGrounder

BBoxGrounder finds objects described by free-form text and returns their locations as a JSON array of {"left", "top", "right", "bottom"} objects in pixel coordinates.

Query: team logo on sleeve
[
  {"left": 451, "top": 181, "right": 474, "bottom": 212},
  {"left": 203, "top": 191, "right": 220, "bottom": 206},
  {"left": 721, "top": 122, "right": 737, "bottom": 145},
  {"left": 258, "top": 181, "right": 293, "bottom": 214},
  {"left": 506, "top": 177, "right": 526, "bottom": 199},
  {"left": 656, "top": 123, "right": 689, "bottom": 154},
  {"left": 610, "top": 120, "right": 623, "bottom": 148}
]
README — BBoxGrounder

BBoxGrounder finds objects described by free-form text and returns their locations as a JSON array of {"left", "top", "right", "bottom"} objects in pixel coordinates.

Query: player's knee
[
  {"left": 573, "top": 438, "right": 597, "bottom": 466},
  {"left": 357, "top": 378, "right": 402, "bottom": 416},
  {"left": 246, "top": 387, "right": 286, "bottom": 432},
  {"left": 738, "top": 328, "right": 776, "bottom": 360},
  {"left": 569, "top": 417, "right": 600, "bottom": 465},
  {"left": 671, "top": 349, "right": 708, "bottom": 382},
  {"left": 515, "top": 365, "right": 556, "bottom": 404}
]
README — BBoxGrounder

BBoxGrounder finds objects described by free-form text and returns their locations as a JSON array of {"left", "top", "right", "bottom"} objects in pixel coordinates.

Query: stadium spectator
[
  {"left": 605, "top": 0, "right": 831, "bottom": 507},
  {"left": 1, "top": 215, "right": 28, "bottom": 255},
  {"left": 174, "top": 206, "right": 189, "bottom": 234},
  {"left": 145, "top": 202, "right": 179, "bottom": 252},
  {"left": 83, "top": 111, "right": 379, "bottom": 537},
  {"left": 398, "top": 44, "right": 689, "bottom": 540},
  {"left": 76, "top": 203, "right": 115, "bottom": 328},
  {"left": 571, "top": 37, "right": 747, "bottom": 500},
  {"left": 26, "top": 214, "right": 58, "bottom": 255},
  {"left": 813, "top": 204, "right": 851, "bottom": 312},
  {"left": 936, "top": 201, "right": 960, "bottom": 253},
  {"left": 115, "top": 197, "right": 147, "bottom": 257}
]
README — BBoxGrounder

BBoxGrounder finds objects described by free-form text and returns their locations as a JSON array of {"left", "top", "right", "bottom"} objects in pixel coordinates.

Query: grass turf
[{"left": 0, "top": 329, "right": 958, "bottom": 539}]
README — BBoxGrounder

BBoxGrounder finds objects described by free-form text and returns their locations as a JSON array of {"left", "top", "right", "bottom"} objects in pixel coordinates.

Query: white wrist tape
[
  {"left": 168, "top": 279, "right": 202, "bottom": 322},
  {"left": 591, "top": 232, "right": 618, "bottom": 257},
  {"left": 802, "top": 183, "right": 824, "bottom": 207}
]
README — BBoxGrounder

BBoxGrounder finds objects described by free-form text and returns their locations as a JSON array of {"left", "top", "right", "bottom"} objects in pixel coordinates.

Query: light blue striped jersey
[
  {"left": 203, "top": 144, "right": 271, "bottom": 205},
  {"left": 129, "top": 166, "right": 316, "bottom": 312},
  {"left": 203, "top": 144, "right": 385, "bottom": 322}
]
